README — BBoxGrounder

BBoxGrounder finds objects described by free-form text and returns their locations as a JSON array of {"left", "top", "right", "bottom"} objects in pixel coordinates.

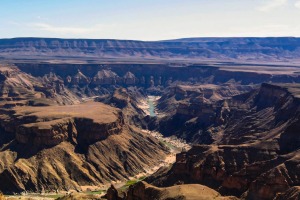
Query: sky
[{"left": 0, "top": 0, "right": 300, "bottom": 40}]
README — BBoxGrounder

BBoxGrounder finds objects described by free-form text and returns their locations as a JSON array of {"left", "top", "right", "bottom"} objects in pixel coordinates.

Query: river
[{"left": 148, "top": 96, "right": 156, "bottom": 117}]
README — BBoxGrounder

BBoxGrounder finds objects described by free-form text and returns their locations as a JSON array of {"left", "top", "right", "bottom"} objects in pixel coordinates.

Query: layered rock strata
[{"left": 148, "top": 83, "right": 300, "bottom": 200}]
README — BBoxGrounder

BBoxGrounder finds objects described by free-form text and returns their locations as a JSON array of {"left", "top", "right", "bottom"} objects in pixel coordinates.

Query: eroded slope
[
  {"left": 0, "top": 66, "right": 168, "bottom": 194},
  {"left": 148, "top": 83, "right": 300, "bottom": 200}
]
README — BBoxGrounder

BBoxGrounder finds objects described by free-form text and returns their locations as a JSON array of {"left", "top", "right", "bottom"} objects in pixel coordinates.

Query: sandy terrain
[
  {"left": 137, "top": 98, "right": 150, "bottom": 115},
  {"left": 13, "top": 101, "right": 119, "bottom": 125}
]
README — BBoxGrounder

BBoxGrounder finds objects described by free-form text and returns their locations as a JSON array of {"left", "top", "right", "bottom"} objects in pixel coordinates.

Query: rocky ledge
[
  {"left": 0, "top": 101, "right": 168, "bottom": 193},
  {"left": 147, "top": 83, "right": 300, "bottom": 200},
  {"left": 3, "top": 102, "right": 124, "bottom": 146}
]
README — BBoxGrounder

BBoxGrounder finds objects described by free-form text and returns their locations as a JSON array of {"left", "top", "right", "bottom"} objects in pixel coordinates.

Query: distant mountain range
[{"left": 0, "top": 37, "right": 300, "bottom": 62}]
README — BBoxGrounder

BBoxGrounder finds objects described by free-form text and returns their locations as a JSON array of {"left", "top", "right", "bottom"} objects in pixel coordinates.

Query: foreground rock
[
  {"left": 274, "top": 186, "right": 300, "bottom": 200},
  {"left": 106, "top": 181, "right": 238, "bottom": 200}
]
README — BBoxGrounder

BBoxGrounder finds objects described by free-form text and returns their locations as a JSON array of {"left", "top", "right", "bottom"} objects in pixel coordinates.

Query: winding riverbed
[{"left": 148, "top": 96, "right": 157, "bottom": 117}]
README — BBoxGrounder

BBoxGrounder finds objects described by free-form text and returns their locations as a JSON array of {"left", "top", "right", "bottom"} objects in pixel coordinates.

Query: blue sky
[{"left": 0, "top": 0, "right": 300, "bottom": 40}]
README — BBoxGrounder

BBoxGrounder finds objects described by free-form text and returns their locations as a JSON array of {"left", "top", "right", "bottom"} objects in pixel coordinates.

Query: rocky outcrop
[
  {"left": 92, "top": 69, "right": 119, "bottom": 85},
  {"left": 152, "top": 145, "right": 299, "bottom": 197},
  {"left": 1, "top": 63, "right": 300, "bottom": 199},
  {"left": 149, "top": 145, "right": 300, "bottom": 200},
  {"left": 156, "top": 84, "right": 255, "bottom": 142},
  {"left": 123, "top": 72, "right": 137, "bottom": 85},
  {"left": 274, "top": 186, "right": 300, "bottom": 200},
  {"left": 106, "top": 181, "right": 238, "bottom": 200},
  {"left": 0, "top": 102, "right": 123, "bottom": 147},
  {"left": 70, "top": 70, "right": 90, "bottom": 85},
  {"left": 0, "top": 104, "right": 168, "bottom": 193},
  {"left": 15, "top": 63, "right": 300, "bottom": 93},
  {"left": 106, "top": 87, "right": 151, "bottom": 129},
  {"left": 0, "top": 68, "right": 168, "bottom": 193},
  {"left": 148, "top": 83, "right": 300, "bottom": 200},
  {"left": 0, "top": 65, "right": 80, "bottom": 105},
  {"left": 106, "top": 185, "right": 124, "bottom": 200}
]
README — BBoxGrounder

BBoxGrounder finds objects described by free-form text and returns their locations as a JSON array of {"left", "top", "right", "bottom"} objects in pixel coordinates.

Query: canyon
[{"left": 0, "top": 37, "right": 299, "bottom": 200}]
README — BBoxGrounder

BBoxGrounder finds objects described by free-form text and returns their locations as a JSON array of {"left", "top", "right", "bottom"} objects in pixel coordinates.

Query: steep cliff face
[
  {"left": 0, "top": 101, "right": 168, "bottom": 193},
  {"left": 0, "top": 66, "right": 168, "bottom": 194},
  {"left": 152, "top": 145, "right": 300, "bottom": 199},
  {"left": 0, "top": 130, "right": 167, "bottom": 193},
  {"left": 1, "top": 63, "right": 300, "bottom": 198},
  {"left": 16, "top": 63, "right": 300, "bottom": 89},
  {"left": 218, "top": 83, "right": 300, "bottom": 147},
  {"left": 148, "top": 83, "right": 300, "bottom": 200},
  {"left": 0, "top": 102, "right": 123, "bottom": 147},
  {"left": 1, "top": 37, "right": 300, "bottom": 62},
  {"left": 156, "top": 83, "right": 300, "bottom": 146},
  {"left": 0, "top": 65, "right": 80, "bottom": 105},
  {"left": 156, "top": 84, "right": 256, "bottom": 143}
]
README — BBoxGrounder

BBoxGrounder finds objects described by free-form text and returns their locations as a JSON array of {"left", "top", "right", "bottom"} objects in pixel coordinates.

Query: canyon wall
[
  {"left": 1, "top": 37, "right": 300, "bottom": 62},
  {"left": 0, "top": 65, "right": 168, "bottom": 193},
  {"left": 15, "top": 64, "right": 300, "bottom": 90},
  {"left": 149, "top": 83, "right": 300, "bottom": 200}
]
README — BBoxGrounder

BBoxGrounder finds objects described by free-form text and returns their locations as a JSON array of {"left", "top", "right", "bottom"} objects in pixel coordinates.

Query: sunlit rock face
[
  {"left": 0, "top": 65, "right": 168, "bottom": 194},
  {"left": 148, "top": 83, "right": 300, "bottom": 200},
  {"left": 1, "top": 57, "right": 300, "bottom": 199}
]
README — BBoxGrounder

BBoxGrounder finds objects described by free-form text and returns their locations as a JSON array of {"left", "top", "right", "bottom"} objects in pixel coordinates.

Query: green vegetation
[
  {"left": 124, "top": 180, "right": 138, "bottom": 187},
  {"left": 84, "top": 190, "right": 104, "bottom": 195},
  {"left": 160, "top": 140, "right": 173, "bottom": 149},
  {"left": 120, "top": 176, "right": 146, "bottom": 191},
  {"left": 160, "top": 139, "right": 181, "bottom": 152}
]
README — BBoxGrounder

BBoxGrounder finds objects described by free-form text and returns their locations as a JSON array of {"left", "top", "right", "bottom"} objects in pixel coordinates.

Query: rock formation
[
  {"left": 274, "top": 186, "right": 300, "bottom": 200},
  {"left": 106, "top": 181, "right": 238, "bottom": 200},
  {"left": 71, "top": 69, "right": 90, "bottom": 86},
  {"left": 92, "top": 69, "right": 119, "bottom": 85},
  {"left": 0, "top": 65, "right": 168, "bottom": 194},
  {"left": 156, "top": 83, "right": 255, "bottom": 142},
  {"left": 1, "top": 37, "right": 300, "bottom": 62},
  {"left": 15, "top": 63, "right": 300, "bottom": 90},
  {"left": 123, "top": 72, "right": 137, "bottom": 85},
  {"left": 148, "top": 83, "right": 300, "bottom": 200},
  {"left": 1, "top": 62, "right": 300, "bottom": 199},
  {"left": 0, "top": 65, "right": 80, "bottom": 105}
]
